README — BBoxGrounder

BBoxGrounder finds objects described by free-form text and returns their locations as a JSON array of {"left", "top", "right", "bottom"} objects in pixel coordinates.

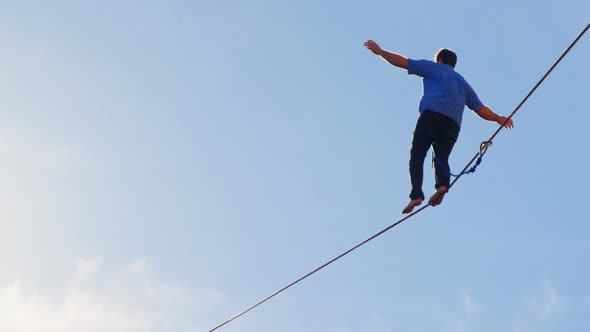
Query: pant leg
[
  {"left": 432, "top": 136, "right": 456, "bottom": 189},
  {"left": 409, "top": 113, "right": 436, "bottom": 200},
  {"left": 432, "top": 117, "right": 460, "bottom": 189}
]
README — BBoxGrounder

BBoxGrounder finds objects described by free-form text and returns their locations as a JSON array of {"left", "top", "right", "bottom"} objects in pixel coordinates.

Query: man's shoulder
[
  {"left": 408, "top": 59, "right": 437, "bottom": 76},
  {"left": 452, "top": 71, "right": 476, "bottom": 89},
  {"left": 408, "top": 59, "right": 436, "bottom": 66},
  {"left": 452, "top": 70, "right": 467, "bottom": 80}
]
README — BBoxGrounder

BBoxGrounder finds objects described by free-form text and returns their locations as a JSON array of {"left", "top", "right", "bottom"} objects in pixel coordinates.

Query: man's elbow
[{"left": 475, "top": 105, "right": 488, "bottom": 115}]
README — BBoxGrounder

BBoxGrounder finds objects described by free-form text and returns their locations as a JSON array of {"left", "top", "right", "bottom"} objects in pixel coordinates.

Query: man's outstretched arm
[
  {"left": 364, "top": 40, "right": 408, "bottom": 70},
  {"left": 475, "top": 105, "right": 514, "bottom": 129}
]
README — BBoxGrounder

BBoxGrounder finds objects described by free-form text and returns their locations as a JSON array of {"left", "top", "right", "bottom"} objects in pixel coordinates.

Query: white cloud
[
  {"left": 0, "top": 258, "right": 223, "bottom": 332},
  {"left": 441, "top": 289, "right": 483, "bottom": 332},
  {"left": 513, "top": 280, "right": 568, "bottom": 332},
  {"left": 460, "top": 289, "right": 483, "bottom": 316},
  {"left": 525, "top": 280, "right": 566, "bottom": 319}
]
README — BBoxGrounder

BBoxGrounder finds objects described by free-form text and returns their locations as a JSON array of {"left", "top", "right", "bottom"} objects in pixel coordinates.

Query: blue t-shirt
[{"left": 407, "top": 59, "right": 484, "bottom": 126}]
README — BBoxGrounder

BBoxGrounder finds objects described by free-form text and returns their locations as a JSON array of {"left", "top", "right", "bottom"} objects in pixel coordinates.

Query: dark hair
[{"left": 435, "top": 48, "right": 457, "bottom": 68}]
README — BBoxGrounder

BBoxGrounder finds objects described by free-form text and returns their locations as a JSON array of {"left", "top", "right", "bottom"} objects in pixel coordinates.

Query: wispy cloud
[
  {"left": 441, "top": 289, "right": 483, "bottom": 332},
  {"left": 460, "top": 289, "right": 483, "bottom": 317},
  {"left": 0, "top": 258, "right": 222, "bottom": 332},
  {"left": 513, "top": 280, "right": 568, "bottom": 332},
  {"left": 524, "top": 280, "right": 566, "bottom": 319}
]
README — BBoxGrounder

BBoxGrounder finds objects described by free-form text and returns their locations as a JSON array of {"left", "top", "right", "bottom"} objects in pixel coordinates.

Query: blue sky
[{"left": 0, "top": 1, "right": 588, "bottom": 331}]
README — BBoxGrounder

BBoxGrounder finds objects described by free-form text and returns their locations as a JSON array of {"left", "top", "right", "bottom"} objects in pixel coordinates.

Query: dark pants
[{"left": 409, "top": 110, "right": 460, "bottom": 200}]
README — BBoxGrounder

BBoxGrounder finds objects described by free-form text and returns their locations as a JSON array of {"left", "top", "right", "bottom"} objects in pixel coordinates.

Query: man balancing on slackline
[{"left": 364, "top": 40, "right": 514, "bottom": 214}]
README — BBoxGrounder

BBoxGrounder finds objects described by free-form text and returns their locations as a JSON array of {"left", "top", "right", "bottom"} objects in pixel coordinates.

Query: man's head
[{"left": 435, "top": 48, "right": 457, "bottom": 68}]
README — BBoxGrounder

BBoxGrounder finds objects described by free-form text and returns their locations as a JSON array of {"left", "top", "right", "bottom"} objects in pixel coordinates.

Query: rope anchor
[
  {"left": 466, "top": 140, "right": 493, "bottom": 175},
  {"left": 433, "top": 140, "right": 492, "bottom": 178},
  {"left": 480, "top": 140, "right": 493, "bottom": 153}
]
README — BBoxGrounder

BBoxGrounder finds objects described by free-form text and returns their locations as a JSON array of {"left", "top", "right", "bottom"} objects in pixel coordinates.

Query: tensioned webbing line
[
  {"left": 208, "top": 23, "right": 589, "bottom": 332},
  {"left": 449, "top": 23, "right": 590, "bottom": 189}
]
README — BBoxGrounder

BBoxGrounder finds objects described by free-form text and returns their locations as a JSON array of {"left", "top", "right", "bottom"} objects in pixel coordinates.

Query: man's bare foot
[
  {"left": 428, "top": 186, "right": 448, "bottom": 207},
  {"left": 402, "top": 198, "right": 423, "bottom": 214}
]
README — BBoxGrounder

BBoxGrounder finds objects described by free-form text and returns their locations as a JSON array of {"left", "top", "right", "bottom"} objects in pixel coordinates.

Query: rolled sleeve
[{"left": 465, "top": 83, "right": 484, "bottom": 111}]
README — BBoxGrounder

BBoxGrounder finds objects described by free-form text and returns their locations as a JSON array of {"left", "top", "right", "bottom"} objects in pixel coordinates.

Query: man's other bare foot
[
  {"left": 428, "top": 186, "right": 448, "bottom": 207},
  {"left": 402, "top": 198, "right": 423, "bottom": 214}
]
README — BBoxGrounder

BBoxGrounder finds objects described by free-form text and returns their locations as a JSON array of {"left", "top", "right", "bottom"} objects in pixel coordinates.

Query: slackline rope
[
  {"left": 433, "top": 141, "right": 492, "bottom": 178},
  {"left": 208, "top": 23, "right": 589, "bottom": 332}
]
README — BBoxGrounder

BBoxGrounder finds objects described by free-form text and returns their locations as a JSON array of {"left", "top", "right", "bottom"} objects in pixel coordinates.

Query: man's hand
[
  {"left": 364, "top": 40, "right": 382, "bottom": 55},
  {"left": 497, "top": 116, "right": 514, "bottom": 129},
  {"left": 364, "top": 40, "right": 408, "bottom": 69},
  {"left": 476, "top": 106, "right": 515, "bottom": 129}
]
